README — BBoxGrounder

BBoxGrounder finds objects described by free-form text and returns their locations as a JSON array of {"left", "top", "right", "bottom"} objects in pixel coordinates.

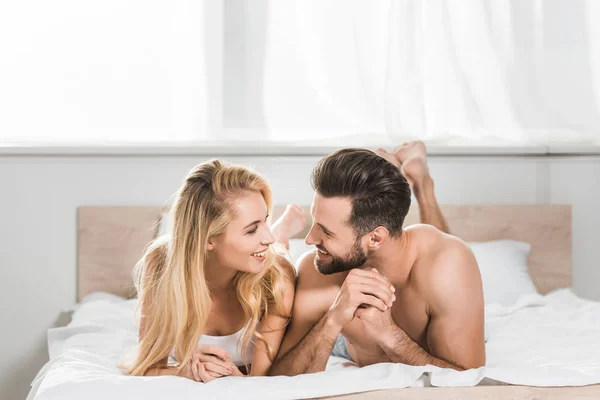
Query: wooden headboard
[{"left": 77, "top": 204, "right": 571, "bottom": 301}]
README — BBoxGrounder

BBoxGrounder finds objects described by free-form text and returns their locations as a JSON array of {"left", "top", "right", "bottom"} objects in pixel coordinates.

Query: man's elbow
[
  {"left": 473, "top": 353, "right": 486, "bottom": 369},
  {"left": 267, "top": 364, "right": 281, "bottom": 376},
  {"left": 268, "top": 366, "right": 294, "bottom": 377},
  {"left": 437, "top": 346, "right": 485, "bottom": 371},
  {"left": 460, "top": 352, "right": 486, "bottom": 370},
  {"left": 267, "top": 357, "right": 289, "bottom": 377}
]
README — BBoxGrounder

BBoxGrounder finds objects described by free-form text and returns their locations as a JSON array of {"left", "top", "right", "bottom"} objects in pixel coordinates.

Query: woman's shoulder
[
  {"left": 275, "top": 254, "right": 297, "bottom": 283},
  {"left": 271, "top": 252, "right": 296, "bottom": 314},
  {"left": 272, "top": 247, "right": 297, "bottom": 283}
]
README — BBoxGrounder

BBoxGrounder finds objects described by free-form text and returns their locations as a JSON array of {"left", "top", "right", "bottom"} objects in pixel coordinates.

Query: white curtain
[
  {"left": 0, "top": 0, "right": 210, "bottom": 143},
  {"left": 262, "top": 0, "right": 600, "bottom": 144},
  {"left": 3, "top": 1, "right": 600, "bottom": 145}
]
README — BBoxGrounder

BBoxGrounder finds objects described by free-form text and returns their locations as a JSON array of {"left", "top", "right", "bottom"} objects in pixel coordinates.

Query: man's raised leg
[
  {"left": 270, "top": 204, "right": 307, "bottom": 249},
  {"left": 376, "top": 142, "right": 450, "bottom": 234}
]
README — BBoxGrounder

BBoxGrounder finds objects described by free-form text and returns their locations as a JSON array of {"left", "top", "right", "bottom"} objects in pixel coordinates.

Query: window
[{"left": 2, "top": 1, "right": 599, "bottom": 145}]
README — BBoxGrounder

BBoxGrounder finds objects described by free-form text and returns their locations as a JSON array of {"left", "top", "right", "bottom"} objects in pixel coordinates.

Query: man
[{"left": 269, "top": 141, "right": 485, "bottom": 375}]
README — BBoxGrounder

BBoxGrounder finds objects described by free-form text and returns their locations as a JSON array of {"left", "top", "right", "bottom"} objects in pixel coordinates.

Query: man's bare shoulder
[
  {"left": 404, "top": 223, "right": 448, "bottom": 244},
  {"left": 404, "top": 223, "right": 470, "bottom": 259},
  {"left": 407, "top": 225, "right": 482, "bottom": 305}
]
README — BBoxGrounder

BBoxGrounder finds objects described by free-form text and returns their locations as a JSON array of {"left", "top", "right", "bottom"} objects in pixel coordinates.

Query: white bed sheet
[{"left": 28, "top": 289, "right": 600, "bottom": 400}]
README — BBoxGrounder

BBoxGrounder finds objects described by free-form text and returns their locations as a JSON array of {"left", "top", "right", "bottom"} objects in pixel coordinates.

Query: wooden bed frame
[{"left": 77, "top": 204, "right": 598, "bottom": 399}]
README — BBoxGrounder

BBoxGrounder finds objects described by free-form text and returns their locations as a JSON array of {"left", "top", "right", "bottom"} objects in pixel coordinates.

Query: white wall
[{"left": 1, "top": 154, "right": 599, "bottom": 400}]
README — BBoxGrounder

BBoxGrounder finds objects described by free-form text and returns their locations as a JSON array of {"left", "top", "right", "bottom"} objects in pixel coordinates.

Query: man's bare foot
[
  {"left": 270, "top": 204, "right": 307, "bottom": 247},
  {"left": 393, "top": 141, "right": 430, "bottom": 191},
  {"left": 375, "top": 148, "right": 401, "bottom": 168},
  {"left": 376, "top": 141, "right": 431, "bottom": 191}
]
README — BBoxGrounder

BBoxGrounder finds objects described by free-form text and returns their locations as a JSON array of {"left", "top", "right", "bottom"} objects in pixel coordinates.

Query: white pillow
[
  {"left": 289, "top": 238, "right": 537, "bottom": 307},
  {"left": 468, "top": 240, "right": 538, "bottom": 306}
]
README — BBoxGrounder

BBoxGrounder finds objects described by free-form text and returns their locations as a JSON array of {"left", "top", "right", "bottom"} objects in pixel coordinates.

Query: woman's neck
[{"left": 204, "top": 259, "right": 238, "bottom": 291}]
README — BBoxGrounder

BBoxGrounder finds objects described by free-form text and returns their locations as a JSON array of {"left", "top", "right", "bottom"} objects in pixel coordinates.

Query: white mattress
[{"left": 28, "top": 289, "right": 600, "bottom": 400}]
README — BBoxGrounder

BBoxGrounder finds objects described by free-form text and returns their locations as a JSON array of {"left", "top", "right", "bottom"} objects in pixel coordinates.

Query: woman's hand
[
  {"left": 181, "top": 345, "right": 237, "bottom": 382},
  {"left": 227, "top": 363, "right": 245, "bottom": 377}
]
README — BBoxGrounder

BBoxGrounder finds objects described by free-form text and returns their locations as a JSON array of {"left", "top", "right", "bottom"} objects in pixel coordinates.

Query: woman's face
[{"left": 209, "top": 191, "right": 274, "bottom": 274}]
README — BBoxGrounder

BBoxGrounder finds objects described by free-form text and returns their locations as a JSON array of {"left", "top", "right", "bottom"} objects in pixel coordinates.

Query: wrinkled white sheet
[{"left": 28, "top": 289, "right": 600, "bottom": 400}]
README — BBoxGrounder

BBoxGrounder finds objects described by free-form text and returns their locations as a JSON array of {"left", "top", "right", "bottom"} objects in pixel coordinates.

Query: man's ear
[{"left": 367, "top": 226, "right": 389, "bottom": 250}]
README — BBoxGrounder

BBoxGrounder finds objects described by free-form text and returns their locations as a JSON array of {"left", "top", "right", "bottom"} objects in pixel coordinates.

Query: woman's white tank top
[{"left": 170, "top": 327, "right": 255, "bottom": 366}]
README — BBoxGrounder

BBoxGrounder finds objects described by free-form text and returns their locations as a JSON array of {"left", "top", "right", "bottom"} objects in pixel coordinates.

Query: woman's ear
[
  {"left": 368, "top": 226, "right": 389, "bottom": 250},
  {"left": 207, "top": 240, "right": 215, "bottom": 251}
]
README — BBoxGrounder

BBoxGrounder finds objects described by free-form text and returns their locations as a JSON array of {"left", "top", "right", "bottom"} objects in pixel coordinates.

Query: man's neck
[{"left": 367, "top": 230, "right": 415, "bottom": 287}]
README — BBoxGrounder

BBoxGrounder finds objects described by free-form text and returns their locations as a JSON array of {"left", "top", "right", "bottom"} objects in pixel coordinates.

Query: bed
[{"left": 27, "top": 204, "right": 600, "bottom": 399}]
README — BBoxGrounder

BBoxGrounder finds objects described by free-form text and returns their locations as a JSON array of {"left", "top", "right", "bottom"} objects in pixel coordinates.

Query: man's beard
[{"left": 315, "top": 237, "right": 367, "bottom": 275}]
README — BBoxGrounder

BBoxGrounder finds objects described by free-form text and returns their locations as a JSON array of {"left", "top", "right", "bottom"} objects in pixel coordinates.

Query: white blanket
[{"left": 28, "top": 290, "right": 600, "bottom": 400}]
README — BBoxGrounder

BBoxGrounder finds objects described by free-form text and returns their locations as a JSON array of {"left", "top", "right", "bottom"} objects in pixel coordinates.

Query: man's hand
[
  {"left": 354, "top": 303, "right": 400, "bottom": 346},
  {"left": 327, "top": 268, "right": 396, "bottom": 329}
]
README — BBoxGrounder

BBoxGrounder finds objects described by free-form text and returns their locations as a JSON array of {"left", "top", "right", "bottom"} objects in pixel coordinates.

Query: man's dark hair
[{"left": 311, "top": 148, "right": 411, "bottom": 238}]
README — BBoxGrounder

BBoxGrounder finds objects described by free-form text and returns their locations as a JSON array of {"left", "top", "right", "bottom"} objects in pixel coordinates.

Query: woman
[{"left": 124, "top": 159, "right": 304, "bottom": 381}]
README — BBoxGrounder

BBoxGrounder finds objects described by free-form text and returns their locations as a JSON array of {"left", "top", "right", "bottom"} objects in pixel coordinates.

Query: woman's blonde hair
[{"left": 126, "top": 160, "right": 289, "bottom": 376}]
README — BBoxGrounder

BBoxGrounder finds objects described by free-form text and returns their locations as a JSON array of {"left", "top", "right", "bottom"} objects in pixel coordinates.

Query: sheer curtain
[
  {"left": 0, "top": 0, "right": 211, "bottom": 143},
  {"left": 262, "top": 0, "right": 600, "bottom": 144},
  {"left": 3, "top": 1, "right": 600, "bottom": 145}
]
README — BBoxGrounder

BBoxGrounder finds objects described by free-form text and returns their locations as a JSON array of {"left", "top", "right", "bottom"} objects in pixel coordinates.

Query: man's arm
[
  {"left": 378, "top": 324, "right": 462, "bottom": 370},
  {"left": 270, "top": 254, "right": 395, "bottom": 376},
  {"left": 357, "top": 241, "right": 485, "bottom": 370},
  {"left": 354, "top": 287, "right": 461, "bottom": 369},
  {"left": 268, "top": 252, "right": 339, "bottom": 376},
  {"left": 423, "top": 242, "right": 486, "bottom": 369},
  {"left": 270, "top": 309, "right": 343, "bottom": 375}
]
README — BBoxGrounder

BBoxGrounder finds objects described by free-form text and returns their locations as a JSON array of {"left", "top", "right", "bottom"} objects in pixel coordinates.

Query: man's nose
[{"left": 305, "top": 225, "right": 318, "bottom": 246}]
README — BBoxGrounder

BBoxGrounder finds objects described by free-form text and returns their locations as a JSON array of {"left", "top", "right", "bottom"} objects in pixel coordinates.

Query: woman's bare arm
[{"left": 248, "top": 255, "right": 296, "bottom": 376}]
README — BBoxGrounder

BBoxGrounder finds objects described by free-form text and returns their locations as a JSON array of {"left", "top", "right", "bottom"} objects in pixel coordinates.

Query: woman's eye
[{"left": 247, "top": 228, "right": 258, "bottom": 235}]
